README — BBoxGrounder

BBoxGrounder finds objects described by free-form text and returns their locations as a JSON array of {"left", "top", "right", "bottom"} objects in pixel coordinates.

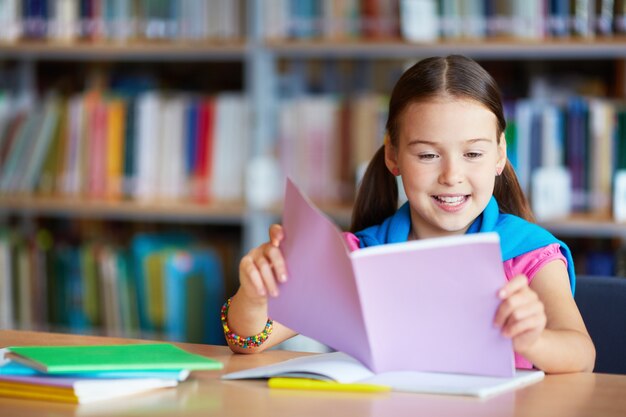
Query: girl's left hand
[{"left": 493, "top": 275, "right": 547, "bottom": 354}]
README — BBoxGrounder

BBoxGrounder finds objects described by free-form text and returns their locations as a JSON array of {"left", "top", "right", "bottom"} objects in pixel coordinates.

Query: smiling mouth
[{"left": 432, "top": 195, "right": 469, "bottom": 206}]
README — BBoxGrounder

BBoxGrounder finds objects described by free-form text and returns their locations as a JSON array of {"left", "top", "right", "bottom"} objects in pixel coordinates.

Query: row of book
[
  {"left": 508, "top": 96, "right": 626, "bottom": 215},
  {"left": 0, "top": 227, "right": 232, "bottom": 345},
  {"left": 0, "top": 344, "right": 222, "bottom": 404},
  {"left": 0, "top": 0, "right": 243, "bottom": 42},
  {"left": 278, "top": 93, "right": 388, "bottom": 203},
  {"left": 264, "top": 0, "right": 626, "bottom": 41},
  {"left": 0, "top": 91, "right": 249, "bottom": 203},
  {"left": 2, "top": 86, "right": 626, "bottom": 215}
]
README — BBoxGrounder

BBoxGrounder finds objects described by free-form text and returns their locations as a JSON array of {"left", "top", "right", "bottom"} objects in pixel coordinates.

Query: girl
[{"left": 222, "top": 55, "right": 595, "bottom": 373}]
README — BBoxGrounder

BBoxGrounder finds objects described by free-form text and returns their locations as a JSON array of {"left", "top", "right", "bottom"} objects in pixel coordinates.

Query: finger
[
  {"left": 264, "top": 244, "right": 287, "bottom": 283},
  {"left": 493, "top": 287, "right": 538, "bottom": 327},
  {"left": 498, "top": 275, "right": 528, "bottom": 299},
  {"left": 240, "top": 255, "right": 267, "bottom": 297},
  {"left": 503, "top": 312, "right": 546, "bottom": 339},
  {"left": 501, "top": 303, "right": 545, "bottom": 337},
  {"left": 269, "top": 224, "right": 284, "bottom": 247},
  {"left": 255, "top": 255, "right": 280, "bottom": 297}
]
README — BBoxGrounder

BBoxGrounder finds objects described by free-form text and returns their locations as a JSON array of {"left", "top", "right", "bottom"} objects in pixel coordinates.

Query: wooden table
[{"left": 1, "top": 330, "right": 625, "bottom": 417}]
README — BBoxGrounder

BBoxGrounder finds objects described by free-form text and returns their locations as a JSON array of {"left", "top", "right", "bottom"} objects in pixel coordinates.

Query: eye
[
  {"left": 465, "top": 152, "right": 483, "bottom": 159},
  {"left": 418, "top": 153, "right": 438, "bottom": 160}
]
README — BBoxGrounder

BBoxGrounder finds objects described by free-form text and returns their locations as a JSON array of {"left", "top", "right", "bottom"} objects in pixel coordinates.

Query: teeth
[{"left": 435, "top": 196, "right": 465, "bottom": 204}]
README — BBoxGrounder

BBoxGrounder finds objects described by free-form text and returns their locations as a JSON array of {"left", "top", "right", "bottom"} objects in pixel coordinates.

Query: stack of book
[{"left": 0, "top": 343, "right": 222, "bottom": 404}]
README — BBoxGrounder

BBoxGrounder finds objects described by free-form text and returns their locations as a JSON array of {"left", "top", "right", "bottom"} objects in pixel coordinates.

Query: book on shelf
[
  {"left": 0, "top": 0, "right": 244, "bottom": 42},
  {"left": 260, "top": 0, "right": 623, "bottom": 40},
  {"left": 164, "top": 249, "right": 225, "bottom": 345},
  {"left": 0, "top": 90, "right": 250, "bottom": 203},
  {"left": 269, "top": 178, "right": 514, "bottom": 377},
  {"left": 222, "top": 351, "right": 544, "bottom": 399},
  {"left": 0, "top": 224, "right": 233, "bottom": 342}
]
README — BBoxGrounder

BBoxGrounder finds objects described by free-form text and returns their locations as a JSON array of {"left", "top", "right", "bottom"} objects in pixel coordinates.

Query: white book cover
[
  {"left": 106, "top": 0, "right": 135, "bottom": 42},
  {"left": 512, "top": 0, "right": 544, "bottom": 39},
  {"left": 264, "top": 0, "right": 289, "bottom": 39},
  {"left": 135, "top": 92, "right": 162, "bottom": 201},
  {"left": 180, "top": 0, "right": 205, "bottom": 39},
  {"left": 157, "top": 96, "right": 187, "bottom": 200},
  {"left": 461, "top": 0, "right": 486, "bottom": 39},
  {"left": 49, "top": 0, "right": 79, "bottom": 41},
  {"left": 0, "top": 0, "right": 22, "bottom": 41},
  {"left": 0, "top": 233, "right": 13, "bottom": 329},
  {"left": 222, "top": 352, "right": 544, "bottom": 399},
  {"left": 400, "top": 0, "right": 439, "bottom": 42},
  {"left": 440, "top": 0, "right": 463, "bottom": 39},
  {"left": 60, "top": 95, "right": 84, "bottom": 196},
  {"left": 540, "top": 103, "right": 563, "bottom": 169},
  {"left": 211, "top": 94, "right": 249, "bottom": 201}
]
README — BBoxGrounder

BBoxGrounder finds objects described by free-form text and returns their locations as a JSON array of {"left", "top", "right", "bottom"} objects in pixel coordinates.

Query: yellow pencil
[{"left": 268, "top": 377, "right": 391, "bottom": 393}]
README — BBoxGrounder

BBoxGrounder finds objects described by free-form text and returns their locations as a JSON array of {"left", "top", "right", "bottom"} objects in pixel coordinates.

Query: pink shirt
[{"left": 342, "top": 232, "right": 568, "bottom": 370}]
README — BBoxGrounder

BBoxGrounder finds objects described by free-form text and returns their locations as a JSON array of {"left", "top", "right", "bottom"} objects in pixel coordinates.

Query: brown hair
[{"left": 350, "top": 55, "right": 534, "bottom": 233}]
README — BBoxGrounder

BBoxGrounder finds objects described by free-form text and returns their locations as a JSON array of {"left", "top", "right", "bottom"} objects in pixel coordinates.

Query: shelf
[
  {"left": 0, "top": 195, "right": 247, "bottom": 224},
  {"left": 266, "top": 37, "right": 626, "bottom": 59},
  {"left": 538, "top": 215, "right": 626, "bottom": 239},
  {"left": 0, "top": 40, "right": 248, "bottom": 61}
]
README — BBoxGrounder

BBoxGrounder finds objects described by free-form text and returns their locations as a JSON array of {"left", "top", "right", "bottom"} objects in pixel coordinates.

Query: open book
[
  {"left": 268, "top": 179, "right": 514, "bottom": 377},
  {"left": 222, "top": 352, "right": 544, "bottom": 399}
]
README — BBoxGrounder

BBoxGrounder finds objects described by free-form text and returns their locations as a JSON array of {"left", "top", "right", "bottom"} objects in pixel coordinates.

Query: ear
[
  {"left": 496, "top": 133, "right": 507, "bottom": 174},
  {"left": 384, "top": 140, "right": 399, "bottom": 175}
]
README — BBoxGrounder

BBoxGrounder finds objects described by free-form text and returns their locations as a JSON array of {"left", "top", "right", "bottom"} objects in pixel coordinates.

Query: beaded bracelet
[{"left": 221, "top": 297, "right": 273, "bottom": 349}]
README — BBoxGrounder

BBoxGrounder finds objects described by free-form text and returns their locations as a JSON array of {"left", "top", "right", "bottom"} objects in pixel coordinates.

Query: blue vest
[{"left": 354, "top": 197, "right": 576, "bottom": 294}]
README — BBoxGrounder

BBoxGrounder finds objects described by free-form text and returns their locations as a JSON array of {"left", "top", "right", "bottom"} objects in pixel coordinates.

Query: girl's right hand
[{"left": 238, "top": 224, "right": 288, "bottom": 303}]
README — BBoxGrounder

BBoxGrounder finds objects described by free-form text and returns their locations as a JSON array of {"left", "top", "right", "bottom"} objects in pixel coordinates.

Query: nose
[{"left": 438, "top": 158, "right": 464, "bottom": 185}]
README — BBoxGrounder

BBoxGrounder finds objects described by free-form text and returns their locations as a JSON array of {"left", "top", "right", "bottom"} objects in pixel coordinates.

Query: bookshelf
[
  {"left": 3, "top": 0, "right": 626, "bottom": 344},
  {"left": 266, "top": 37, "right": 626, "bottom": 59}
]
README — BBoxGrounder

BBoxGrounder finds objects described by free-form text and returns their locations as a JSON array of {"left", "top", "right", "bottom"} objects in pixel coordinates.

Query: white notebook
[{"left": 223, "top": 352, "right": 544, "bottom": 399}]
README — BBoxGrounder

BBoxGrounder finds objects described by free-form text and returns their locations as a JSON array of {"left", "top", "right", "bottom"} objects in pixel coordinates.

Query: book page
[
  {"left": 222, "top": 352, "right": 374, "bottom": 384},
  {"left": 268, "top": 179, "right": 371, "bottom": 365},
  {"left": 351, "top": 234, "right": 514, "bottom": 377}
]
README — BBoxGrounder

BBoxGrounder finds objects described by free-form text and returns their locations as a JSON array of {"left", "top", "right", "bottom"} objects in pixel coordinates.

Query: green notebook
[{"left": 7, "top": 343, "right": 223, "bottom": 374}]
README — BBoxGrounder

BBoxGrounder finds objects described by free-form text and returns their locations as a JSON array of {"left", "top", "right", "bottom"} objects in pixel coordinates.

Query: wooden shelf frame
[
  {"left": 4, "top": 195, "right": 626, "bottom": 238},
  {"left": 0, "top": 39, "right": 248, "bottom": 61},
  {"left": 266, "top": 37, "right": 626, "bottom": 59},
  {"left": 0, "top": 195, "right": 247, "bottom": 224}
]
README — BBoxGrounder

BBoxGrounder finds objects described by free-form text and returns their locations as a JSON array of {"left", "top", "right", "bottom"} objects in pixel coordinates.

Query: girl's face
[{"left": 385, "top": 98, "right": 507, "bottom": 239}]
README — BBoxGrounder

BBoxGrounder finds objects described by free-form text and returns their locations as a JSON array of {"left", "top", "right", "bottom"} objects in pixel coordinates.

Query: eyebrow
[{"left": 407, "top": 138, "right": 494, "bottom": 146}]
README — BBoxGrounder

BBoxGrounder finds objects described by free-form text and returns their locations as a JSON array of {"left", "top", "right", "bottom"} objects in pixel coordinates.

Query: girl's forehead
[{"left": 398, "top": 98, "right": 498, "bottom": 137}]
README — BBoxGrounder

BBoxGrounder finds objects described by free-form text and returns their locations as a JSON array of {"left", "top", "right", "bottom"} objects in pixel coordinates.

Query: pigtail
[
  {"left": 350, "top": 146, "right": 398, "bottom": 233},
  {"left": 494, "top": 162, "right": 535, "bottom": 222}
]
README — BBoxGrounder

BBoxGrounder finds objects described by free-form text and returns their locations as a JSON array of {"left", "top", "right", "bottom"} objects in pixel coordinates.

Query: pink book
[{"left": 268, "top": 178, "right": 515, "bottom": 378}]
